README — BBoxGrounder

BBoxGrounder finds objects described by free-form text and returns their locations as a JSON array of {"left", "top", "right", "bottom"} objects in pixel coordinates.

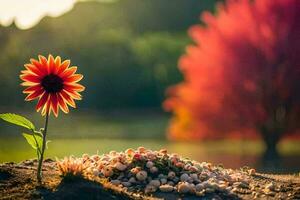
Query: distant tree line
[{"left": 0, "top": 0, "right": 218, "bottom": 110}]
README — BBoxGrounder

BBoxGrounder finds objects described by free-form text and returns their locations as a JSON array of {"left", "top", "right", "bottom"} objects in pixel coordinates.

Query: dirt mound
[{"left": 0, "top": 158, "right": 299, "bottom": 199}]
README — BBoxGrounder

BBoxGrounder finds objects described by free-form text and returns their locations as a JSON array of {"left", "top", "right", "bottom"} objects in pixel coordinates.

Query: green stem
[
  {"left": 32, "top": 132, "right": 41, "bottom": 156},
  {"left": 37, "top": 113, "right": 49, "bottom": 183}
]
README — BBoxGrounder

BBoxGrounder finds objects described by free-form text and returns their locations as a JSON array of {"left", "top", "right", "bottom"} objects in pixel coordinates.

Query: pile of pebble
[{"left": 57, "top": 147, "right": 256, "bottom": 196}]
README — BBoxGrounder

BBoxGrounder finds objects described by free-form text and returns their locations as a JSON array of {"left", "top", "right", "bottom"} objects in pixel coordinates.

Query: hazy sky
[{"left": 0, "top": 0, "right": 77, "bottom": 29}]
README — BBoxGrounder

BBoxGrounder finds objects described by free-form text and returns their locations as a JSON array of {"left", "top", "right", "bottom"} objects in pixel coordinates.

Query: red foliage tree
[{"left": 164, "top": 0, "right": 300, "bottom": 157}]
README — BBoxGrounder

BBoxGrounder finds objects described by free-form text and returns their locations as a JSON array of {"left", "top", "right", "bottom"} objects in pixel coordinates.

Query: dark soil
[{"left": 0, "top": 159, "right": 299, "bottom": 200}]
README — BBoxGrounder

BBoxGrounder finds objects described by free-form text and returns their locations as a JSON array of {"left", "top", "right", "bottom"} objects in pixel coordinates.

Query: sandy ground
[{"left": 0, "top": 159, "right": 300, "bottom": 200}]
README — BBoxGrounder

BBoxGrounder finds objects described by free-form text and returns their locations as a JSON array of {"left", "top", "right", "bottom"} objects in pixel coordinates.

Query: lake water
[
  {"left": 0, "top": 111, "right": 299, "bottom": 173},
  {"left": 0, "top": 137, "right": 299, "bottom": 174}
]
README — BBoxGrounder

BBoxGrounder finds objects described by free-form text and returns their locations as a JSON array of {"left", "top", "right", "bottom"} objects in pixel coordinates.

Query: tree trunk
[
  {"left": 263, "top": 135, "right": 280, "bottom": 161},
  {"left": 260, "top": 128, "right": 282, "bottom": 172}
]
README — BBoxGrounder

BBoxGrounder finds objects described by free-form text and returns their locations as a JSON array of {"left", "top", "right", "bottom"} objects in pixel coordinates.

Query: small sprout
[{"left": 56, "top": 157, "right": 88, "bottom": 178}]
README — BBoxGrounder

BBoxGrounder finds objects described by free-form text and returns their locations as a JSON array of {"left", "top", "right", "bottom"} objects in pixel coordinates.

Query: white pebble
[
  {"left": 219, "top": 184, "right": 227, "bottom": 190},
  {"left": 146, "top": 161, "right": 154, "bottom": 168},
  {"left": 180, "top": 173, "right": 189, "bottom": 182},
  {"left": 149, "top": 180, "right": 161, "bottom": 188},
  {"left": 158, "top": 174, "right": 165, "bottom": 179},
  {"left": 189, "top": 183, "right": 196, "bottom": 193},
  {"left": 145, "top": 185, "right": 157, "bottom": 193},
  {"left": 195, "top": 183, "right": 204, "bottom": 191},
  {"left": 122, "top": 182, "right": 131, "bottom": 187},
  {"left": 168, "top": 171, "right": 176, "bottom": 179},
  {"left": 115, "top": 162, "right": 127, "bottom": 171},
  {"left": 265, "top": 182, "right": 275, "bottom": 191},
  {"left": 91, "top": 155, "right": 100, "bottom": 161},
  {"left": 128, "top": 177, "right": 136, "bottom": 183},
  {"left": 167, "top": 181, "right": 175, "bottom": 186},
  {"left": 184, "top": 164, "right": 191, "bottom": 170},
  {"left": 187, "top": 177, "right": 194, "bottom": 183},
  {"left": 190, "top": 173, "right": 198, "bottom": 181},
  {"left": 178, "top": 182, "right": 191, "bottom": 193},
  {"left": 92, "top": 169, "right": 99, "bottom": 176},
  {"left": 160, "top": 178, "right": 167, "bottom": 185},
  {"left": 102, "top": 166, "right": 114, "bottom": 177},
  {"left": 136, "top": 170, "right": 148, "bottom": 181},
  {"left": 150, "top": 166, "right": 158, "bottom": 173},
  {"left": 159, "top": 184, "right": 174, "bottom": 192},
  {"left": 111, "top": 180, "right": 121, "bottom": 185},
  {"left": 82, "top": 154, "right": 89, "bottom": 160},
  {"left": 248, "top": 168, "right": 256, "bottom": 175}
]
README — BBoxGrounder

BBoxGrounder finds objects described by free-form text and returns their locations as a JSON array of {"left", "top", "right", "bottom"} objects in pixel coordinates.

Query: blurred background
[{"left": 0, "top": 0, "right": 299, "bottom": 173}]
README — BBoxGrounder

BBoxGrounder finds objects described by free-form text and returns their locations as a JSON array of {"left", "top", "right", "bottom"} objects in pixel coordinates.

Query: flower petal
[
  {"left": 53, "top": 56, "right": 61, "bottom": 74},
  {"left": 23, "top": 85, "right": 42, "bottom": 94},
  {"left": 50, "top": 93, "right": 59, "bottom": 117},
  {"left": 60, "top": 66, "right": 77, "bottom": 79},
  {"left": 63, "top": 89, "right": 82, "bottom": 100},
  {"left": 21, "top": 82, "right": 40, "bottom": 86},
  {"left": 41, "top": 101, "right": 51, "bottom": 116},
  {"left": 25, "top": 88, "right": 44, "bottom": 101},
  {"left": 38, "top": 55, "right": 49, "bottom": 74},
  {"left": 63, "top": 74, "right": 83, "bottom": 83},
  {"left": 64, "top": 83, "right": 85, "bottom": 92},
  {"left": 36, "top": 93, "right": 49, "bottom": 112},
  {"left": 30, "top": 58, "right": 48, "bottom": 75},
  {"left": 20, "top": 73, "right": 41, "bottom": 83},
  {"left": 57, "top": 60, "right": 70, "bottom": 75},
  {"left": 24, "top": 64, "right": 44, "bottom": 76},
  {"left": 60, "top": 90, "right": 76, "bottom": 108},
  {"left": 48, "top": 54, "right": 56, "bottom": 74},
  {"left": 57, "top": 93, "right": 69, "bottom": 113}
]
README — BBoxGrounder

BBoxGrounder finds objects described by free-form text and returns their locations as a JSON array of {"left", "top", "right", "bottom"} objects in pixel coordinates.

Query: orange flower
[{"left": 20, "top": 55, "right": 85, "bottom": 117}]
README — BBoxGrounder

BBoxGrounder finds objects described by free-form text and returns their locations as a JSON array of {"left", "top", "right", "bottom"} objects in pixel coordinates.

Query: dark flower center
[{"left": 41, "top": 74, "right": 64, "bottom": 93}]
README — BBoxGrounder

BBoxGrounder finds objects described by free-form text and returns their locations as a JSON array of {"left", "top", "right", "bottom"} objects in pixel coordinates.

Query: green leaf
[
  {"left": 0, "top": 113, "right": 35, "bottom": 131},
  {"left": 34, "top": 130, "right": 43, "bottom": 137},
  {"left": 22, "top": 132, "right": 42, "bottom": 150}
]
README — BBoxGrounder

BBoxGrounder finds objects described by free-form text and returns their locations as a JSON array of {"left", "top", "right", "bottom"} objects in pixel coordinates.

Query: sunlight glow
[{"left": 0, "top": 0, "right": 76, "bottom": 29}]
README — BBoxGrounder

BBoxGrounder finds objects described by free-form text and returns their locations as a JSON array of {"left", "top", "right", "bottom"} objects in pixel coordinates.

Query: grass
[
  {"left": 0, "top": 137, "right": 299, "bottom": 171},
  {"left": 0, "top": 110, "right": 299, "bottom": 173},
  {"left": 0, "top": 110, "right": 169, "bottom": 139}
]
